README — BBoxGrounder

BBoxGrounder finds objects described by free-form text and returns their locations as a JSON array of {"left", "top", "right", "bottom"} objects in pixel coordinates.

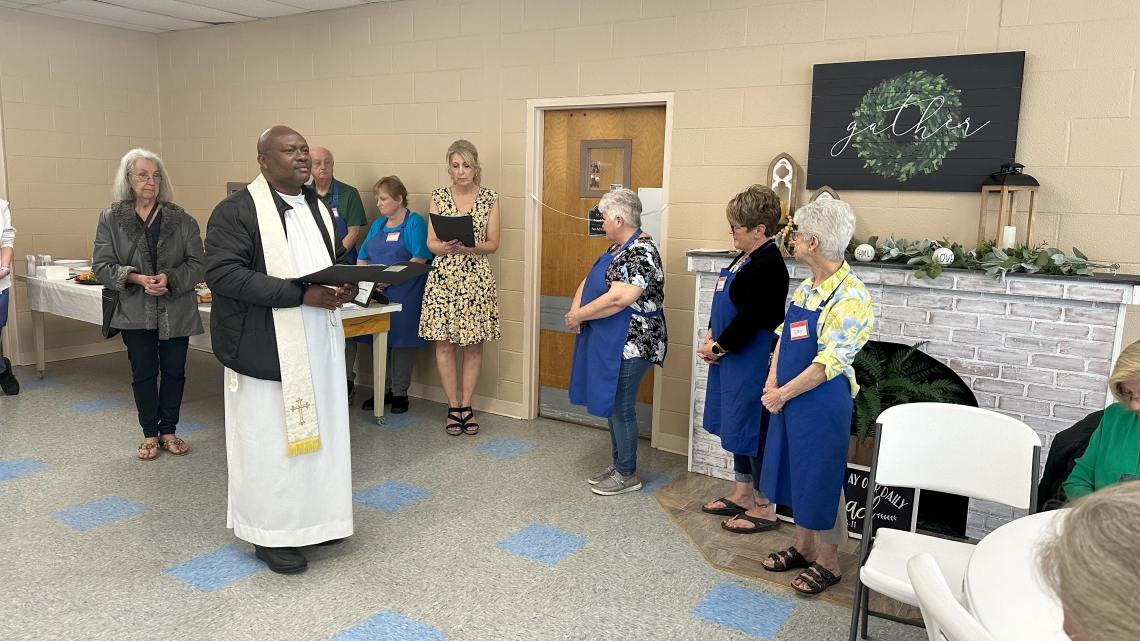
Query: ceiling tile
[
  {"left": 104, "top": 0, "right": 255, "bottom": 23},
  {"left": 174, "top": 0, "right": 307, "bottom": 19},
  {"left": 35, "top": 0, "right": 208, "bottom": 30},
  {"left": 24, "top": 5, "right": 166, "bottom": 32}
]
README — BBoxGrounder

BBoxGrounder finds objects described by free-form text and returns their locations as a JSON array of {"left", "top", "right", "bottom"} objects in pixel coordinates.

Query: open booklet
[
  {"left": 298, "top": 262, "right": 434, "bottom": 308},
  {"left": 429, "top": 214, "right": 476, "bottom": 248}
]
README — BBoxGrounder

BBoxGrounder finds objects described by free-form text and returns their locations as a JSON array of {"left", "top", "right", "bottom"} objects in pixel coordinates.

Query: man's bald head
[
  {"left": 311, "top": 147, "right": 334, "bottom": 189},
  {"left": 256, "top": 125, "right": 311, "bottom": 195}
]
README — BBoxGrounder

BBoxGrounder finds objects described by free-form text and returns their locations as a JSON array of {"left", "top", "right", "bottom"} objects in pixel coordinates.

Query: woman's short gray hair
[
  {"left": 794, "top": 199, "right": 856, "bottom": 261},
  {"left": 113, "top": 148, "right": 174, "bottom": 203},
  {"left": 598, "top": 188, "right": 642, "bottom": 229}
]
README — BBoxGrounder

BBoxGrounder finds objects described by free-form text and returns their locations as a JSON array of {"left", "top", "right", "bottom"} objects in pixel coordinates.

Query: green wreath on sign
[{"left": 850, "top": 70, "right": 965, "bottom": 182}]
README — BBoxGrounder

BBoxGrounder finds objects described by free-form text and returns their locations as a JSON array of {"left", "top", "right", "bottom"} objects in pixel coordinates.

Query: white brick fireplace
[{"left": 686, "top": 249, "right": 1140, "bottom": 538}]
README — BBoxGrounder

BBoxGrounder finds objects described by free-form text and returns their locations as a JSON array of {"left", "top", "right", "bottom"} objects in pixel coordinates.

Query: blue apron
[
  {"left": 703, "top": 244, "right": 778, "bottom": 456},
  {"left": 357, "top": 214, "right": 428, "bottom": 348},
  {"left": 329, "top": 181, "right": 358, "bottom": 265},
  {"left": 568, "top": 230, "right": 663, "bottom": 418},
  {"left": 760, "top": 278, "right": 853, "bottom": 531}
]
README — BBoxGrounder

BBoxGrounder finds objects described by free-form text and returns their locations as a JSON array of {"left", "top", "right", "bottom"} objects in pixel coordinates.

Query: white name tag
[
  {"left": 715, "top": 276, "right": 727, "bottom": 292},
  {"left": 386, "top": 232, "right": 400, "bottom": 242},
  {"left": 789, "top": 320, "right": 809, "bottom": 340}
]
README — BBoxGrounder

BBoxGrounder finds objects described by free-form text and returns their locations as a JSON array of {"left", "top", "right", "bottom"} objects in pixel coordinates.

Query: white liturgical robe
[{"left": 224, "top": 191, "right": 353, "bottom": 547}]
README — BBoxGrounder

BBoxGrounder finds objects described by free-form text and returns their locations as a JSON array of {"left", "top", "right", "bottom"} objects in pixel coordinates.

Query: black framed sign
[{"left": 807, "top": 52, "right": 1025, "bottom": 192}]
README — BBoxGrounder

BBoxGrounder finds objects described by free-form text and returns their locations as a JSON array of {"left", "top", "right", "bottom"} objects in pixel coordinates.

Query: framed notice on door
[{"left": 807, "top": 52, "right": 1025, "bottom": 192}]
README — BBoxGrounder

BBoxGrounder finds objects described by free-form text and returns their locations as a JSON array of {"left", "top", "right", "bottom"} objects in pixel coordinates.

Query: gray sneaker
[
  {"left": 590, "top": 470, "right": 642, "bottom": 496},
  {"left": 587, "top": 464, "right": 616, "bottom": 485}
]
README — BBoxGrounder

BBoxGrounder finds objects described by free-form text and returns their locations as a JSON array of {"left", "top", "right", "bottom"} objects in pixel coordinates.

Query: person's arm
[
  {"left": 356, "top": 219, "right": 382, "bottom": 264},
  {"left": 92, "top": 211, "right": 140, "bottom": 292},
  {"left": 204, "top": 197, "right": 306, "bottom": 309},
  {"left": 1062, "top": 425, "right": 1104, "bottom": 501},
  {"left": 573, "top": 281, "right": 642, "bottom": 323},
  {"left": 473, "top": 197, "right": 500, "bottom": 255},
  {"left": 339, "top": 187, "right": 367, "bottom": 250},
  {"left": 159, "top": 214, "right": 205, "bottom": 299},
  {"left": 425, "top": 197, "right": 458, "bottom": 256},
  {"left": 0, "top": 201, "right": 13, "bottom": 279},
  {"left": 715, "top": 250, "right": 789, "bottom": 352}
]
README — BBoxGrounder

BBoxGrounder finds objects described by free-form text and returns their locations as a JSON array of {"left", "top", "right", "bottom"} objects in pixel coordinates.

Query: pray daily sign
[{"left": 806, "top": 52, "right": 1025, "bottom": 192}]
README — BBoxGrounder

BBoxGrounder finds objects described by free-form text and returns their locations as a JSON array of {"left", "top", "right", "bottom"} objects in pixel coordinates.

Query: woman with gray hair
[
  {"left": 566, "top": 188, "right": 667, "bottom": 496},
  {"left": 1037, "top": 481, "right": 1140, "bottom": 641},
  {"left": 757, "top": 199, "right": 874, "bottom": 594},
  {"left": 92, "top": 148, "right": 204, "bottom": 460}
]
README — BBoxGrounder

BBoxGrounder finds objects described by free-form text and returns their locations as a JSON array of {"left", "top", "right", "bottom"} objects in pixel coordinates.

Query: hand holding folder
[{"left": 430, "top": 214, "right": 476, "bottom": 248}]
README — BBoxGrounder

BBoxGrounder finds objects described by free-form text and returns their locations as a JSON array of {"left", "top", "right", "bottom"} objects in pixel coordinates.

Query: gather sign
[{"left": 807, "top": 52, "right": 1025, "bottom": 192}]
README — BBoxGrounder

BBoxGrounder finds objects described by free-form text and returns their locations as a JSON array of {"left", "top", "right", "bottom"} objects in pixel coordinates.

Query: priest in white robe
[{"left": 204, "top": 126, "right": 358, "bottom": 574}]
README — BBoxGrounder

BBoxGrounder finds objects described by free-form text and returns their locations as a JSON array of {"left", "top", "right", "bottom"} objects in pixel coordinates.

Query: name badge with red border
[
  {"left": 715, "top": 276, "right": 727, "bottom": 292},
  {"left": 386, "top": 232, "right": 401, "bottom": 242},
  {"left": 789, "top": 320, "right": 809, "bottom": 340}
]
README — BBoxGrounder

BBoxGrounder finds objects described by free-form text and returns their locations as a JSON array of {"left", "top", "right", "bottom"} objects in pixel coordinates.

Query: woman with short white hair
[
  {"left": 92, "top": 148, "right": 204, "bottom": 460},
  {"left": 566, "top": 188, "right": 667, "bottom": 496},
  {"left": 1038, "top": 481, "right": 1140, "bottom": 641},
  {"left": 757, "top": 198, "right": 874, "bottom": 595}
]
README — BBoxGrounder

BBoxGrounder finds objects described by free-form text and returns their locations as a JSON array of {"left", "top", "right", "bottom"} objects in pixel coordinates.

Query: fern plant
[{"left": 852, "top": 341, "right": 972, "bottom": 442}]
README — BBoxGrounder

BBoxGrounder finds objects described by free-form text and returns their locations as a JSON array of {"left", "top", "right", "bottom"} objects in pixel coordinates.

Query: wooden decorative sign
[{"left": 807, "top": 52, "right": 1025, "bottom": 192}]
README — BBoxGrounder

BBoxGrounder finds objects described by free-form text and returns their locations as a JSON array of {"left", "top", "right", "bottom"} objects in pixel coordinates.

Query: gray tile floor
[{"left": 0, "top": 351, "right": 926, "bottom": 641}]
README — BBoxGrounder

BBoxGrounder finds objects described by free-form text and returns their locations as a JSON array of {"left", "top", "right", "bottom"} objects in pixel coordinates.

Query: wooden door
[{"left": 538, "top": 106, "right": 666, "bottom": 432}]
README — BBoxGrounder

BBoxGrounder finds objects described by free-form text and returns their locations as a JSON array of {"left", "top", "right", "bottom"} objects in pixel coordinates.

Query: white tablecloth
[{"left": 964, "top": 510, "right": 1067, "bottom": 641}]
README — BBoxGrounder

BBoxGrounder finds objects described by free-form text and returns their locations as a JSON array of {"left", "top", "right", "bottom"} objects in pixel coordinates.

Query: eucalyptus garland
[
  {"left": 843, "top": 236, "right": 1120, "bottom": 282},
  {"left": 849, "top": 70, "right": 965, "bottom": 182}
]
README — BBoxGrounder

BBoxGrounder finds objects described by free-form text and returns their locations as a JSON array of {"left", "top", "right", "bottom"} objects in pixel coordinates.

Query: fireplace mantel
[{"left": 686, "top": 249, "right": 1139, "bottom": 538}]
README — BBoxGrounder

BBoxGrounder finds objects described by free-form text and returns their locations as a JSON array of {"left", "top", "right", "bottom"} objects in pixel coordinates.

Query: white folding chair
[
  {"left": 848, "top": 403, "right": 1041, "bottom": 641},
  {"left": 907, "top": 553, "right": 997, "bottom": 641}
]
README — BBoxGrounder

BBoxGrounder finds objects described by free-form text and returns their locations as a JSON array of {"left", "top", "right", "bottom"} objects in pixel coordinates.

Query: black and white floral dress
[{"left": 605, "top": 234, "right": 667, "bottom": 364}]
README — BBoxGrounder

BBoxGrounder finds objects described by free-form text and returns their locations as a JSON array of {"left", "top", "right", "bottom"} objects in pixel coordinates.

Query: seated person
[{"left": 1062, "top": 340, "right": 1140, "bottom": 500}]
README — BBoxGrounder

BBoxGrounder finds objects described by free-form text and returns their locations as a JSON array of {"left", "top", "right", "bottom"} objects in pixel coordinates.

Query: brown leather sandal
[
  {"left": 159, "top": 436, "right": 189, "bottom": 456},
  {"left": 137, "top": 441, "right": 159, "bottom": 461}
]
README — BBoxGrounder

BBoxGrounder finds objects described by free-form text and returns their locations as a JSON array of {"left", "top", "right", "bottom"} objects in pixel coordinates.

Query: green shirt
[
  {"left": 1063, "top": 402, "right": 1140, "bottom": 501},
  {"left": 313, "top": 179, "right": 367, "bottom": 228}
]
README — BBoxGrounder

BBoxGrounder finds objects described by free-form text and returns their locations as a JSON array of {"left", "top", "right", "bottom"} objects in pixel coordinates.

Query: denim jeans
[
  {"left": 608, "top": 356, "right": 654, "bottom": 477},
  {"left": 731, "top": 411, "right": 771, "bottom": 492},
  {"left": 121, "top": 330, "right": 189, "bottom": 438}
]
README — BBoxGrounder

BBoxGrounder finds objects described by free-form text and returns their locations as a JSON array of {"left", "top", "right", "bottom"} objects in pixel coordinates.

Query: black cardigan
[{"left": 712, "top": 240, "right": 789, "bottom": 353}]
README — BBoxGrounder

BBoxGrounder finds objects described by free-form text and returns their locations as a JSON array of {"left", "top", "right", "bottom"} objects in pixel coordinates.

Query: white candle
[{"left": 1002, "top": 225, "right": 1017, "bottom": 249}]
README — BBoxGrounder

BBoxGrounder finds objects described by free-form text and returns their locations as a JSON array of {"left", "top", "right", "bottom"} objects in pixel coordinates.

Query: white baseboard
[
  {"left": 17, "top": 342, "right": 125, "bottom": 368},
  {"left": 405, "top": 382, "right": 526, "bottom": 419},
  {"left": 654, "top": 432, "right": 688, "bottom": 457}
]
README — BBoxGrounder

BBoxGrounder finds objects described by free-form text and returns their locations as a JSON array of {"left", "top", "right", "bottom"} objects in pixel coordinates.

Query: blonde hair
[
  {"left": 1038, "top": 482, "right": 1140, "bottom": 641},
  {"left": 446, "top": 139, "right": 481, "bottom": 186},
  {"left": 1108, "top": 340, "right": 1140, "bottom": 405}
]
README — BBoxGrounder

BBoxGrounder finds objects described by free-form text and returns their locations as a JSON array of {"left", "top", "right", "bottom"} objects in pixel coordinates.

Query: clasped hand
[
  {"left": 443, "top": 239, "right": 475, "bottom": 255},
  {"left": 129, "top": 272, "right": 168, "bottom": 297},
  {"left": 696, "top": 334, "right": 721, "bottom": 364},
  {"left": 303, "top": 283, "right": 357, "bottom": 310},
  {"left": 761, "top": 378, "right": 786, "bottom": 413},
  {"left": 564, "top": 307, "right": 582, "bottom": 333}
]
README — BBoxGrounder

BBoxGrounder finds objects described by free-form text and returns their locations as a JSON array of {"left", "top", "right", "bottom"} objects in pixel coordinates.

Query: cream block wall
[
  {"left": 1, "top": 1, "right": 1135, "bottom": 451},
  {"left": 0, "top": 9, "right": 160, "bottom": 365}
]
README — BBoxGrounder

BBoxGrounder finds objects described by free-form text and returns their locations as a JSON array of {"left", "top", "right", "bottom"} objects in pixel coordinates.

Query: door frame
[{"left": 521, "top": 92, "right": 675, "bottom": 449}]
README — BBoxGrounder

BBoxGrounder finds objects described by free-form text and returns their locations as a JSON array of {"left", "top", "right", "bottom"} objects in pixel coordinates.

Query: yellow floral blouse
[{"left": 776, "top": 261, "right": 874, "bottom": 397}]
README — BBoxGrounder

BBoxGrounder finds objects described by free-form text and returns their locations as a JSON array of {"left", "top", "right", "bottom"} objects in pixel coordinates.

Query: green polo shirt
[
  {"left": 312, "top": 179, "right": 367, "bottom": 228},
  {"left": 1063, "top": 402, "right": 1140, "bottom": 500}
]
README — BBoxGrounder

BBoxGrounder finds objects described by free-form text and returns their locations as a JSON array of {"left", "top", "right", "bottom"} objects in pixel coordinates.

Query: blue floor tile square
[
  {"left": 638, "top": 470, "right": 673, "bottom": 495},
  {"left": 176, "top": 420, "right": 211, "bottom": 435},
  {"left": 691, "top": 582, "right": 796, "bottom": 639},
  {"left": 165, "top": 545, "right": 264, "bottom": 592},
  {"left": 473, "top": 437, "right": 538, "bottom": 460},
  {"left": 496, "top": 523, "right": 587, "bottom": 566},
  {"left": 0, "top": 458, "right": 49, "bottom": 482},
  {"left": 17, "top": 377, "right": 59, "bottom": 392},
  {"left": 51, "top": 495, "right": 147, "bottom": 532},
  {"left": 68, "top": 397, "right": 127, "bottom": 413},
  {"left": 332, "top": 609, "right": 446, "bottom": 641},
  {"left": 373, "top": 412, "right": 424, "bottom": 430},
  {"left": 354, "top": 481, "right": 432, "bottom": 513}
]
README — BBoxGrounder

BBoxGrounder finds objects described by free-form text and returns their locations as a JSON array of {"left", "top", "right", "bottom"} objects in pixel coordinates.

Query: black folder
[
  {"left": 299, "top": 262, "right": 433, "bottom": 287},
  {"left": 430, "top": 214, "right": 476, "bottom": 247}
]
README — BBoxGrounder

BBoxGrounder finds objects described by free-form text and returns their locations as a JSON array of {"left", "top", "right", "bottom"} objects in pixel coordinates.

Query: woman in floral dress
[{"left": 421, "top": 140, "right": 501, "bottom": 435}]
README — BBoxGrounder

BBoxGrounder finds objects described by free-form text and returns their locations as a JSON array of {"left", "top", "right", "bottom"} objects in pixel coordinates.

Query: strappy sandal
[
  {"left": 446, "top": 407, "right": 465, "bottom": 436},
  {"left": 791, "top": 562, "right": 842, "bottom": 595},
  {"left": 762, "top": 546, "right": 811, "bottom": 572},
  {"left": 137, "top": 441, "right": 159, "bottom": 461},
  {"left": 159, "top": 436, "right": 189, "bottom": 456},
  {"left": 721, "top": 511, "right": 780, "bottom": 534},
  {"left": 458, "top": 406, "right": 479, "bottom": 435}
]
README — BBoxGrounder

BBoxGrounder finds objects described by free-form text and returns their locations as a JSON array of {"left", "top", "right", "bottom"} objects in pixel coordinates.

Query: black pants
[{"left": 121, "top": 330, "right": 189, "bottom": 438}]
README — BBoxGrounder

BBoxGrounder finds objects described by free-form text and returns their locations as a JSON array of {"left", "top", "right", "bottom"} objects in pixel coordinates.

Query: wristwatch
[{"left": 711, "top": 342, "right": 726, "bottom": 356}]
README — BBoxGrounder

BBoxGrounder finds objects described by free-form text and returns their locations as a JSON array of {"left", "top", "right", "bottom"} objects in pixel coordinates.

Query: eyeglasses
[
  {"left": 130, "top": 172, "right": 162, "bottom": 184},
  {"left": 786, "top": 225, "right": 800, "bottom": 241},
  {"left": 729, "top": 224, "right": 746, "bottom": 233}
]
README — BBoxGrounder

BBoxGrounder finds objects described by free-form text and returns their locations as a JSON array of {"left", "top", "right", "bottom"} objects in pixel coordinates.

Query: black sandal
[
  {"left": 701, "top": 497, "right": 748, "bottom": 516},
  {"left": 458, "top": 406, "right": 479, "bottom": 435},
  {"left": 791, "top": 562, "right": 842, "bottom": 594},
  {"left": 721, "top": 511, "right": 780, "bottom": 534},
  {"left": 762, "top": 546, "right": 811, "bottom": 572},
  {"left": 446, "top": 407, "right": 465, "bottom": 436}
]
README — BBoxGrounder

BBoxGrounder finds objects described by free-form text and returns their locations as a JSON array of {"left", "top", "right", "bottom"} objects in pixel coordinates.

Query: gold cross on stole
[{"left": 289, "top": 398, "right": 311, "bottom": 424}]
